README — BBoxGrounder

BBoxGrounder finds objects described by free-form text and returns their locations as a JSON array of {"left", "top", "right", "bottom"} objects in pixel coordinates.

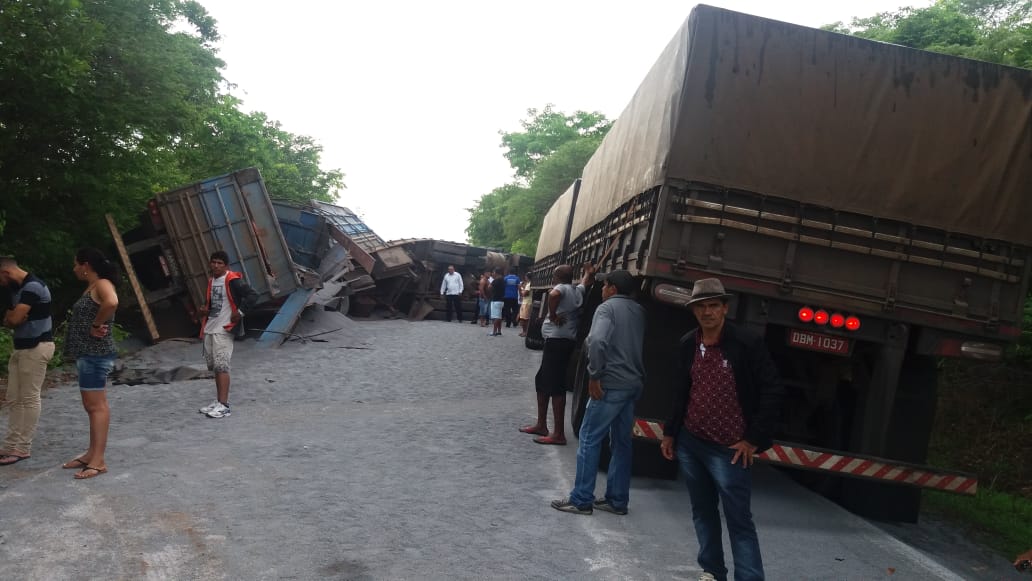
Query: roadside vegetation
[{"left": 0, "top": 0, "right": 343, "bottom": 316}]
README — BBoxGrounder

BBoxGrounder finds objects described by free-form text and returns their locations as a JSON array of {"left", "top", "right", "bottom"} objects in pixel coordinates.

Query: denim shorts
[
  {"left": 490, "top": 301, "right": 503, "bottom": 320},
  {"left": 76, "top": 354, "right": 116, "bottom": 391}
]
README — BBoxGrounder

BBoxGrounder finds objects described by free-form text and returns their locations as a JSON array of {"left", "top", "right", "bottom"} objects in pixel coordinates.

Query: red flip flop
[
  {"left": 519, "top": 426, "right": 548, "bottom": 436},
  {"left": 533, "top": 436, "right": 567, "bottom": 446}
]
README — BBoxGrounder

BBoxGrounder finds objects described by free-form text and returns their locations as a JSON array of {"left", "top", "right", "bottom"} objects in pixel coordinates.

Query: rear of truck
[{"left": 532, "top": 5, "right": 1032, "bottom": 521}]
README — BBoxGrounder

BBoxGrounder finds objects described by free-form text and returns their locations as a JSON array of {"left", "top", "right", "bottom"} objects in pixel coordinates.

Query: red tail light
[
  {"left": 830, "top": 313, "right": 845, "bottom": 328},
  {"left": 798, "top": 307, "right": 814, "bottom": 323},
  {"left": 813, "top": 310, "right": 829, "bottom": 325},
  {"left": 845, "top": 316, "right": 861, "bottom": 331}
]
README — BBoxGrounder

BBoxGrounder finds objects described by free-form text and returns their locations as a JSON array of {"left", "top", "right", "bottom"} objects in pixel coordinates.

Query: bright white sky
[{"left": 197, "top": 0, "right": 930, "bottom": 244}]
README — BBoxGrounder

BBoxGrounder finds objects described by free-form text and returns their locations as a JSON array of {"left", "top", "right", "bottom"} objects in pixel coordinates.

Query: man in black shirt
[{"left": 0, "top": 256, "right": 55, "bottom": 465}]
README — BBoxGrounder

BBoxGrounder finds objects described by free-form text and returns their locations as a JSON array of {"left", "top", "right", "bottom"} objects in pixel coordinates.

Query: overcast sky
[{"left": 196, "top": 0, "right": 930, "bottom": 243}]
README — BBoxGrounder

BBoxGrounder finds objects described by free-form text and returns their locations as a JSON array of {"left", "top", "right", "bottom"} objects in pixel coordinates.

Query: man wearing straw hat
[{"left": 660, "top": 278, "right": 784, "bottom": 581}]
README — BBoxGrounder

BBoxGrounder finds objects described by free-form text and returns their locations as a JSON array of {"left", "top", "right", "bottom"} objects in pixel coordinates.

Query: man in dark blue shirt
[
  {"left": 0, "top": 256, "right": 55, "bottom": 465},
  {"left": 502, "top": 270, "right": 521, "bottom": 328}
]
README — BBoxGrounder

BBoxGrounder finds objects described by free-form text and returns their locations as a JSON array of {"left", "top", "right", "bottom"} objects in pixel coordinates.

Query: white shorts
[
  {"left": 202, "top": 332, "right": 234, "bottom": 373},
  {"left": 490, "top": 301, "right": 503, "bottom": 320}
]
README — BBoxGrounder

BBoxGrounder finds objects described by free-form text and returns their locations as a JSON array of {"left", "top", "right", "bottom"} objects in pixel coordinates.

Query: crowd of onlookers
[{"left": 438, "top": 265, "right": 533, "bottom": 336}]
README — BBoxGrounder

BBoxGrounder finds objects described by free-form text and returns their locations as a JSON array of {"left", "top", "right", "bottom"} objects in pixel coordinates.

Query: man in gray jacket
[{"left": 551, "top": 269, "right": 646, "bottom": 515}]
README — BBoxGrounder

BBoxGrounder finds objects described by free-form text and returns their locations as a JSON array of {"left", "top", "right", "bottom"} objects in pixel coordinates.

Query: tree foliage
[
  {"left": 467, "top": 106, "right": 611, "bottom": 256},
  {"left": 0, "top": 0, "right": 343, "bottom": 295},
  {"left": 501, "top": 105, "right": 611, "bottom": 181},
  {"left": 825, "top": 0, "right": 1032, "bottom": 68}
]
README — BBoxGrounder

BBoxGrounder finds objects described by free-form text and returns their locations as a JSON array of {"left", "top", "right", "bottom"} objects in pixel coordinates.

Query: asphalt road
[{"left": 0, "top": 311, "right": 1023, "bottom": 580}]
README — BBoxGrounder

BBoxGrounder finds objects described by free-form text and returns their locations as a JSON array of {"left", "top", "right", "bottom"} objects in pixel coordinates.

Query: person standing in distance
[
  {"left": 196, "top": 251, "right": 257, "bottom": 419},
  {"left": 551, "top": 269, "right": 646, "bottom": 515},
  {"left": 502, "top": 269, "right": 521, "bottom": 328},
  {"left": 488, "top": 267, "right": 506, "bottom": 336},
  {"left": 439, "top": 265, "right": 464, "bottom": 322},
  {"left": 660, "top": 278, "right": 784, "bottom": 581},
  {"left": 0, "top": 256, "right": 55, "bottom": 466},
  {"left": 517, "top": 273, "right": 533, "bottom": 337},
  {"left": 477, "top": 271, "right": 490, "bottom": 327}
]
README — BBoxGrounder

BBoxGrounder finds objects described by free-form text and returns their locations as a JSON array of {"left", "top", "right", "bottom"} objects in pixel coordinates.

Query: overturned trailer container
[{"left": 111, "top": 168, "right": 311, "bottom": 344}]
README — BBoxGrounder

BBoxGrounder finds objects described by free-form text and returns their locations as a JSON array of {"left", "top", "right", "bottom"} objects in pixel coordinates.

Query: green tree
[
  {"left": 0, "top": 0, "right": 343, "bottom": 295},
  {"left": 174, "top": 95, "right": 344, "bottom": 204},
  {"left": 0, "top": 0, "right": 224, "bottom": 283},
  {"left": 501, "top": 105, "right": 610, "bottom": 181},
  {"left": 467, "top": 106, "right": 611, "bottom": 255},
  {"left": 826, "top": 0, "right": 1032, "bottom": 67}
]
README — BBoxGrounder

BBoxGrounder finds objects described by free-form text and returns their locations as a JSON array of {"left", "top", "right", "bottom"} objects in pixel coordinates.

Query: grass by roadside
[
  {"left": 925, "top": 358, "right": 1032, "bottom": 561},
  {"left": 923, "top": 488, "right": 1032, "bottom": 561}
]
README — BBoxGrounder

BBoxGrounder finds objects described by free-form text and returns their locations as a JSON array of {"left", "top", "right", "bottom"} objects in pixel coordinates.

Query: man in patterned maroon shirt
[{"left": 660, "top": 278, "right": 783, "bottom": 581}]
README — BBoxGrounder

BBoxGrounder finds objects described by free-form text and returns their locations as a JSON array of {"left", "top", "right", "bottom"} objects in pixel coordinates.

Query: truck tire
[
  {"left": 524, "top": 299, "right": 544, "bottom": 350},
  {"left": 839, "top": 354, "right": 938, "bottom": 523}
]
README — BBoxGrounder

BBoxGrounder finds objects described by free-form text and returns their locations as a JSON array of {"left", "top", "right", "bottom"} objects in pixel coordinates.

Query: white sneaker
[
  {"left": 698, "top": 573, "right": 718, "bottom": 581},
  {"left": 205, "top": 403, "right": 231, "bottom": 418},
  {"left": 199, "top": 400, "right": 220, "bottom": 414}
]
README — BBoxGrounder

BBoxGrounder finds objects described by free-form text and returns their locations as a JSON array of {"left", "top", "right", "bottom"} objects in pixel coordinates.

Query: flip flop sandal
[
  {"left": 74, "top": 466, "right": 107, "bottom": 480},
  {"left": 518, "top": 426, "right": 548, "bottom": 436},
  {"left": 62, "top": 458, "right": 88, "bottom": 469},
  {"left": 0, "top": 454, "right": 29, "bottom": 466},
  {"left": 533, "top": 436, "right": 567, "bottom": 446}
]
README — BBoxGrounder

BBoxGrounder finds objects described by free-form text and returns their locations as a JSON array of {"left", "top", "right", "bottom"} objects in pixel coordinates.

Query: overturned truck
[
  {"left": 112, "top": 168, "right": 530, "bottom": 342},
  {"left": 530, "top": 5, "right": 1032, "bottom": 522}
]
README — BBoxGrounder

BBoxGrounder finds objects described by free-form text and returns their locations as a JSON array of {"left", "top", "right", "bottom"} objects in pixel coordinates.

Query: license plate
[{"left": 787, "top": 329, "right": 851, "bottom": 356}]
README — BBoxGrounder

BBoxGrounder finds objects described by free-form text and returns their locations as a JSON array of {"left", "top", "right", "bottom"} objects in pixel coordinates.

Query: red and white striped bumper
[{"left": 632, "top": 418, "right": 977, "bottom": 495}]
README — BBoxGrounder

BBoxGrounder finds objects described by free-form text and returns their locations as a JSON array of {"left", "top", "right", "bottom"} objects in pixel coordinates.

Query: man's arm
[
  {"left": 230, "top": 278, "right": 259, "bottom": 314},
  {"left": 440, "top": 277, "right": 447, "bottom": 295},
  {"left": 3, "top": 304, "right": 30, "bottom": 328},
  {"left": 457, "top": 276, "right": 463, "bottom": 295},
  {"left": 586, "top": 303, "right": 614, "bottom": 380},
  {"left": 547, "top": 288, "right": 562, "bottom": 323},
  {"left": 3, "top": 285, "right": 40, "bottom": 328}
]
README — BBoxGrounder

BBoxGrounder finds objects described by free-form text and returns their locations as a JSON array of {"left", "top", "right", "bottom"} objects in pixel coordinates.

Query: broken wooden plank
[{"left": 106, "top": 214, "right": 160, "bottom": 342}]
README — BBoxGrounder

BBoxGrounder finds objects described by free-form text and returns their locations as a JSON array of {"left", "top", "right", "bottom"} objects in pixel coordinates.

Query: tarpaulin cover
[
  {"left": 536, "top": 182, "right": 577, "bottom": 259},
  {"left": 567, "top": 4, "right": 1032, "bottom": 246}
]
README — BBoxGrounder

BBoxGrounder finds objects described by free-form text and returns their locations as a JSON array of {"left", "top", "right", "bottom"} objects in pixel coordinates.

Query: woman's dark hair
[{"left": 75, "top": 247, "right": 119, "bottom": 285}]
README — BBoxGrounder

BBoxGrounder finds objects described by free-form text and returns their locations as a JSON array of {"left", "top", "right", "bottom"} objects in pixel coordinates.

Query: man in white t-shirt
[
  {"left": 439, "top": 265, "right": 464, "bottom": 322},
  {"left": 196, "top": 251, "right": 257, "bottom": 419}
]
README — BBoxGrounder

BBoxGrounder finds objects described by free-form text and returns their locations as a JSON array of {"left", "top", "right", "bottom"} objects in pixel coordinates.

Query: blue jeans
[
  {"left": 76, "top": 354, "right": 116, "bottom": 391},
  {"left": 676, "top": 432, "right": 764, "bottom": 581},
  {"left": 568, "top": 387, "right": 640, "bottom": 509}
]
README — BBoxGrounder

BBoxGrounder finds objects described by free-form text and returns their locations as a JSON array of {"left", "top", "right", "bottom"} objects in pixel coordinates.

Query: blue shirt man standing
[{"left": 502, "top": 271, "right": 521, "bottom": 328}]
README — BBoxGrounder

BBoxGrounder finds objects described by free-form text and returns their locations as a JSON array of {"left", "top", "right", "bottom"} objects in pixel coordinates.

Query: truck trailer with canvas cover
[{"left": 530, "top": 5, "right": 1032, "bottom": 522}]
